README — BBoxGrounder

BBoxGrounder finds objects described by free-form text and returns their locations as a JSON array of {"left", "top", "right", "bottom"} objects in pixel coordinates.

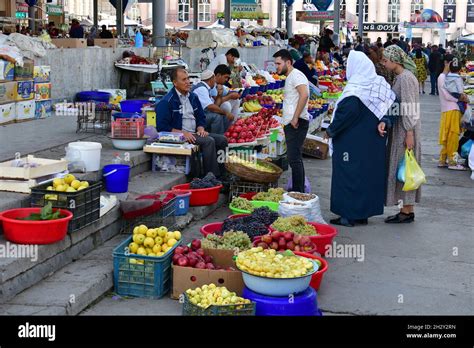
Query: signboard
[
  {"left": 443, "top": 5, "right": 456, "bottom": 23},
  {"left": 217, "top": 1, "right": 268, "bottom": 20},
  {"left": 16, "top": 12, "right": 28, "bottom": 19},
  {"left": 46, "top": 4, "right": 63, "bottom": 15},
  {"left": 16, "top": 2, "right": 29, "bottom": 12},
  {"left": 216, "top": 11, "right": 269, "bottom": 20},
  {"left": 352, "top": 23, "right": 399, "bottom": 32},
  {"left": 468, "top": 5, "right": 474, "bottom": 23},
  {"left": 296, "top": 11, "right": 335, "bottom": 22}
]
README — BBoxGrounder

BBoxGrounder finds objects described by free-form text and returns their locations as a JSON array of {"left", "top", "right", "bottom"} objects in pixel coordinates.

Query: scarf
[{"left": 383, "top": 45, "right": 418, "bottom": 76}]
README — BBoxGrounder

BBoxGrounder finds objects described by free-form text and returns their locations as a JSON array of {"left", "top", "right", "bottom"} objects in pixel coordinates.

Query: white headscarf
[{"left": 333, "top": 50, "right": 396, "bottom": 121}]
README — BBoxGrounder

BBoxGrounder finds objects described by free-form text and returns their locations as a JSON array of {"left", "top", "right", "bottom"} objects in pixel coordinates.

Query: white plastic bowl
[
  {"left": 238, "top": 260, "right": 318, "bottom": 297},
  {"left": 110, "top": 137, "right": 147, "bottom": 150}
]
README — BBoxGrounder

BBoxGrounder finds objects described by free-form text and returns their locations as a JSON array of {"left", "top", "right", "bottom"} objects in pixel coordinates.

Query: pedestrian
[
  {"left": 413, "top": 48, "right": 428, "bottom": 94},
  {"left": 437, "top": 56, "right": 470, "bottom": 170},
  {"left": 438, "top": 44, "right": 446, "bottom": 55},
  {"left": 273, "top": 49, "right": 310, "bottom": 193},
  {"left": 155, "top": 68, "right": 227, "bottom": 178},
  {"left": 379, "top": 45, "right": 421, "bottom": 224},
  {"left": 367, "top": 45, "right": 395, "bottom": 86},
  {"left": 397, "top": 35, "right": 409, "bottom": 53},
  {"left": 210, "top": 64, "right": 241, "bottom": 120},
  {"left": 319, "top": 28, "right": 336, "bottom": 53},
  {"left": 69, "top": 19, "right": 84, "bottom": 39},
  {"left": 354, "top": 36, "right": 364, "bottom": 52},
  {"left": 99, "top": 25, "right": 113, "bottom": 39},
  {"left": 288, "top": 38, "right": 303, "bottom": 61},
  {"left": 87, "top": 26, "right": 97, "bottom": 46},
  {"left": 376, "top": 37, "right": 383, "bottom": 48},
  {"left": 384, "top": 34, "right": 393, "bottom": 48},
  {"left": 325, "top": 51, "right": 396, "bottom": 227},
  {"left": 293, "top": 52, "right": 319, "bottom": 86},
  {"left": 428, "top": 45, "right": 442, "bottom": 95}
]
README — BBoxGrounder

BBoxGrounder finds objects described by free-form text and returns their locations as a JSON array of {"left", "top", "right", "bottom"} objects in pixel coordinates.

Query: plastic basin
[
  {"left": 237, "top": 260, "right": 318, "bottom": 297},
  {"left": 269, "top": 222, "right": 338, "bottom": 256},
  {"left": 76, "top": 91, "right": 111, "bottom": 103},
  {"left": 200, "top": 222, "right": 223, "bottom": 237},
  {"left": 172, "top": 183, "right": 222, "bottom": 206},
  {"left": 120, "top": 100, "right": 149, "bottom": 113},
  {"left": 294, "top": 251, "right": 328, "bottom": 291},
  {"left": 239, "top": 192, "right": 257, "bottom": 200},
  {"left": 229, "top": 201, "right": 279, "bottom": 215},
  {"left": 0, "top": 208, "right": 73, "bottom": 245}
]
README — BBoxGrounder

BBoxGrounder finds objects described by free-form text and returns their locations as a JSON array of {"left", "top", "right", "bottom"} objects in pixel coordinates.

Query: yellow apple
[
  {"left": 66, "top": 187, "right": 76, "bottom": 193},
  {"left": 145, "top": 247, "right": 153, "bottom": 254},
  {"left": 152, "top": 244, "right": 162, "bottom": 254},
  {"left": 165, "top": 232, "right": 175, "bottom": 242},
  {"left": 132, "top": 234, "right": 145, "bottom": 245},
  {"left": 156, "top": 226, "right": 168, "bottom": 237},
  {"left": 128, "top": 242, "right": 139, "bottom": 254},
  {"left": 136, "top": 247, "right": 147, "bottom": 256},
  {"left": 147, "top": 252, "right": 156, "bottom": 257},
  {"left": 154, "top": 236, "right": 163, "bottom": 245},
  {"left": 167, "top": 238, "right": 178, "bottom": 247},
  {"left": 133, "top": 226, "right": 140, "bottom": 234},
  {"left": 143, "top": 237, "right": 155, "bottom": 248},
  {"left": 77, "top": 186, "right": 87, "bottom": 191},
  {"left": 138, "top": 225, "right": 148, "bottom": 235},
  {"left": 156, "top": 252, "right": 164, "bottom": 257},
  {"left": 173, "top": 231, "right": 182, "bottom": 240},
  {"left": 53, "top": 178, "right": 64, "bottom": 187},
  {"left": 80, "top": 181, "right": 89, "bottom": 188},
  {"left": 55, "top": 184, "right": 67, "bottom": 192},
  {"left": 146, "top": 229, "right": 157, "bottom": 238},
  {"left": 71, "top": 180, "right": 81, "bottom": 189},
  {"left": 64, "top": 174, "right": 76, "bottom": 185},
  {"left": 161, "top": 244, "right": 169, "bottom": 253}
]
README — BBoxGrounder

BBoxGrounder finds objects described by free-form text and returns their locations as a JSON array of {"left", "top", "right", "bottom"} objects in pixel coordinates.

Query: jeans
[
  {"left": 204, "top": 111, "right": 228, "bottom": 135},
  {"left": 430, "top": 72, "right": 439, "bottom": 94},
  {"left": 284, "top": 119, "right": 309, "bottom": 193},
  {"left": 193, "top": 133, "right": 228, "bottom": 177}
]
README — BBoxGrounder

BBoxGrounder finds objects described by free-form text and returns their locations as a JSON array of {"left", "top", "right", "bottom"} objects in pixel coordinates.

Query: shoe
[
  {"left": 385, "top": 212, "right": 415, "bottom": 224},
  {"left": 438, "top": 162, "right": 448, "bottom": 168},
  {"left": 448, "top": 164, "right": 468, "bottom": 171},
  {"left": 429, "top": 93, "right": 435, "bottom": 96},
  {"left": 423, "top": 91, "right": 426, "bottom": 94},
  {"left": 355, "top": 219, "right": 368, "bottom": 225},
  {"left": 330, "top": 217, "right": 355, "bottom": 227}
]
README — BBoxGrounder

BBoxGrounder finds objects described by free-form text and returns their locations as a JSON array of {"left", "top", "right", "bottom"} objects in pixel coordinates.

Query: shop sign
[
  {"left": 295, "top": 11, "right": 335, "bottom": 22},
  {"left": 443, "top": 5, "right": 456, "bottom": 23},
  {"left": 353, "top": 23, "right": 399, "bottom": 32},
  {"left": 468, "top": 5, "right": 474, "bottom": 23},
  {"left": 46, "top": 4, "right": 63, "bottom": 15}
]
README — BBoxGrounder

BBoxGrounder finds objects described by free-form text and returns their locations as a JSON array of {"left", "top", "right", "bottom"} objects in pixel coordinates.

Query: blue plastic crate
[{"left": 113, "top": 236, "right": 181, "bottom": 299}]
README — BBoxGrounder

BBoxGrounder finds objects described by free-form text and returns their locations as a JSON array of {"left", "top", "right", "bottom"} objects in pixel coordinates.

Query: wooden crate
[
  {"left": 0, "top": 155, "right": 68, "bottom": 180},
  {"left": 303, "top": 135, "right": 329, "bottom": 160}
]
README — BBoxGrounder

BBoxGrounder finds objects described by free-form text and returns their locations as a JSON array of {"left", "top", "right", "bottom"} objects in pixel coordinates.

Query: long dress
[
  {"left": 327, "top": 96, "right": 386, "bottom": 220},
  {"left": 413, "top": 57, "right": 428, "bottom": 84},
  {"left": 385, "top": 69, "right": 422, "bottom": 206}
]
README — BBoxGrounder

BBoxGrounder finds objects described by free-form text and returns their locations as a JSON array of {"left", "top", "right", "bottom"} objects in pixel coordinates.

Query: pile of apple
[
  {"left": 172, "top": 239, "right": 236, "bottom": 271},
  {"left": 225, "top": 108, "right": 280, "bottom": 144},
  {"left": 255, "top": 231, "right": 317, "bottom": 253},
  {"left": 255, "top": 91, "right": 276, "bottom": 106}
]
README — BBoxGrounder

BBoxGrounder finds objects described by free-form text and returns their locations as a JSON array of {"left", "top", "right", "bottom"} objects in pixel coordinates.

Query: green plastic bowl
[{"left": 229, "top": 201, "right": 279, "bottom": 215}]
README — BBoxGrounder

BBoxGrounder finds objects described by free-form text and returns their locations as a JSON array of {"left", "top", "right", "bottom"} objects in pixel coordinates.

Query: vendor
[
  {"left": 288, "top": 38, "right": 303, "bottom": 61},
  {"left": 294, "top": 52, "right": 319, "bottom": 86},
  {"left": 207, "top": 48, "right": 240, "bottom": 72},
  {"left": 155, "top": 68, "right": 228, "bottom": 178},
  {"left": 211, "top": 64, "right": 241, "bottom": 119},
  {"left": 192, "top": 70, "right": 234, "bottom": 134},
  {"left": 318, "top": 28, "right": 335, "bottom": 53},
  {"left": 99, "top": 25, "right": 113, "bottom": 39},
  {"left": 69, "top": 19, "right": 84, "bottom": 39}
]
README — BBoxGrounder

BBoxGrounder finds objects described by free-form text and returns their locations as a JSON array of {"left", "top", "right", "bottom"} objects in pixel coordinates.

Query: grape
[
  {"left": 190, "top": 172, "right": 222, "bottom": 189},
  {"left": 231, "top": 197, "right": 254, "bottom": 211},
  {"left": 202, "top": 231, "right": 252, "bottom": 251},
  {"left": 252, "top": 188, "right": 285, "bottom": 203},
  {"left": 250, "top": 207, "right": 279, "bottom": 226},
  {"left": 270, "top": 215, "right": 317, "bottom": 236},
  {"left": 220, "top": 218, "right": 268, "bottom": 238}
]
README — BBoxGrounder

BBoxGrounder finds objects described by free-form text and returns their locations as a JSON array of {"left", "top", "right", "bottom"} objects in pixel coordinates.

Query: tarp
[
  {"left": 458, "top": 34, "right": 474, "bottom": 44},
  {"left": 98, "top": 17, "right": 143, "bottom": 27}
]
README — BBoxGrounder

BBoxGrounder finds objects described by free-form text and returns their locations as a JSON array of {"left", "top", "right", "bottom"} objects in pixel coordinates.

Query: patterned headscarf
[{"left": 383, "top": 45, "right": 417, "bottom": 76}]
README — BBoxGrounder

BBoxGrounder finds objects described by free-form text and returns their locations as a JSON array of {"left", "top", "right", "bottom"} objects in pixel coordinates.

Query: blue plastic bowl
[
  {"left": 249, "top": 86, "right": 259, "bottom": 95},
  {"left": 120, "top": 100, "right": 149, "bottom": 113},
  {"left": 76, "top": 91, "right": 111, "bottom": 103},
  {"left": 275, "top": 81, "right": 282, "bottom": 89},
  {"left": 238, "top": 260, "right": 318, "bottom": 297},
  {"left": 112, "top": 112, "right": 142, "bottom": 120},
  {"left": 241, "top": 88, "right": 250, "bottom": 98}
]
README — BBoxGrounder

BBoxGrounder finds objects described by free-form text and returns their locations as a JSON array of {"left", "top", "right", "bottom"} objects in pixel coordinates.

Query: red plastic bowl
[
  {"left": 269, "top": 222, "right": 338, "bottom": 256},
  {"left": 200, "top": 222, "right": 223, "bottom": 237},
  {"left": 172, "top": 183, "right": 222, "bottom": 207},
  {"left": 239, "top": 192, "right": 257, "bottom": 200},
  {"left": 227, "top": 214, "right": 250, "bottom": 219},
  {"left": 0, "top": 208, "right": 73, "bottom": 245},
  {"left": 294, "top": 251, "right": 329, "bottom": 291}
]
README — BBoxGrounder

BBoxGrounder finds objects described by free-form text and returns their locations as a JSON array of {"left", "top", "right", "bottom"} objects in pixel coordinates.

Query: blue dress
[{"left": 326, "top": 96, "right": 386, "bottom": 220}]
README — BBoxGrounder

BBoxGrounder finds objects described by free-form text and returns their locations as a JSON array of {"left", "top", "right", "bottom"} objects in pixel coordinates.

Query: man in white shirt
[
  {"left": 273, "top": 49, "right": 310, "bottom": 193},
  {"left": 210, "top": 64, "right": 241, "bottom": 119},
  {"left": 192, "top": 70, "right": 234, "bottom": 134},
  {"left": 207, "top": 48, "right": 240, "bottom": 73}
]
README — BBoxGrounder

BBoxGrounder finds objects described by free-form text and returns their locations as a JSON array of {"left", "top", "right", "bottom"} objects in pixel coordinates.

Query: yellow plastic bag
[{"left": 402, "top": 150, "right": 426, "bottom": 191}]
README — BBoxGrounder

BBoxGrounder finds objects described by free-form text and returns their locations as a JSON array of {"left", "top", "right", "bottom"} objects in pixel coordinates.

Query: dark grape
[
  {"left": 250, "top": 207, "right": 279, "bottom": 226},
  {"left": 190, "top": 172, "right": 222, "bottom": 189}
]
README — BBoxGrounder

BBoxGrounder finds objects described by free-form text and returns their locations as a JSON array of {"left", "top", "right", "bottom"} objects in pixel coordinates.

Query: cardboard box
[
  {"left": 303, "top": 135, "right": 329, "bottom": 160},
  {"left": 33, "top": 66, "right": 51, "bottom": 83},
  {"left": 14, "top": 58, "right": 34, "bottom": 80},
  {"left": 153, "top": 155, "right": 190, "bottom": 174},
  {"left": 97, "top": 89, "right": 126, "bottom": 104},
  {"left": 267, "top": 140, "right": 286, "bottom": 158},
  {"left": 171, "top": 265, "right": 245, "bottom": 300},
  {"left": 34, "top": 83, "right": 52, "bottom": 101},
  {"left": 94, "top": 39, "right": 118, "bottom": 48},
  {"left": 15, "top": 100, "right": 35, "bottom": 121},
  {"left": 0, "top": 102, "right": 16, "bottom": 125},
  {"left": 0, "top": 59, "right": 15, "bottom": 81},
  {"left": 35, "top": 100, "right": 53, "bottom": 119},
  {"left": 51, "top": 38, "right": 87, "bottom": 48},
  {"left": 201, "top": 248, "right": 238, "bottom": 269},
  {"left": 14, "top": 80, "right": 34, "bottom": 101},
  {"left": 0, "top": 81, "right": 16, "bottom": 104}
]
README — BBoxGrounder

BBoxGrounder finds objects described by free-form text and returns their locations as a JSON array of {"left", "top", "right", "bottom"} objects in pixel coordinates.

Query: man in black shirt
[
  {"left": 428, "top": 45, "right": 443, "bottom": 95},
  {"left": 99, "top": 25, "right": 113, "bottom": 39}
]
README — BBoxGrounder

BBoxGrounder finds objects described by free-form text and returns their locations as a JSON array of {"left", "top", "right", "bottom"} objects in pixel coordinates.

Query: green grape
[{"left": 270, "top": 216, "right": 318, "bottom": 236}]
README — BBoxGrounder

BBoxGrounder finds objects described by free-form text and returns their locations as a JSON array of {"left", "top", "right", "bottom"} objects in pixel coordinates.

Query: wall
[{"left": 36, "top": 47, "right": 150, "bottom": 101}]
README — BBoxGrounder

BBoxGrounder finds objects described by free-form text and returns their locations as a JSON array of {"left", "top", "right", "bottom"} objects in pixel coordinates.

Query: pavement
[{"left": 80, "top": 92, "right": 474, "bottom": 316}]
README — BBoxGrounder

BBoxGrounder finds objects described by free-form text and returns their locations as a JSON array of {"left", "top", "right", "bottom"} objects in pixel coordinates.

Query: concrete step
[{"left": 0, "top": 188, "right": 227, "bottom": 315}]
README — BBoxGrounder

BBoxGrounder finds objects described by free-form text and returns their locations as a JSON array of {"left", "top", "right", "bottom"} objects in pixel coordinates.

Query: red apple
[
  {"left": 271, "top": 231, "right": 282, "bottom": 240},
  {"left": 286, "top": 241, "right": 296, "bottom": 250},
  {"left": 278, "top": 237, "right": 287, "bottom": 248},
  {"left": 262, "top": 235, "right": 273, "bottom": 244},
  {"left": 177, "top": 257, "right": 189, "bottom": 267},
  {"left": 270, "top": 241, "right": 279, "bottom": 250},
  {"left": 257, "top": 242, "right": 269, "bottom": 249},
  {"left": 283, "top": 232, "right": 294, "bottom": 241}
]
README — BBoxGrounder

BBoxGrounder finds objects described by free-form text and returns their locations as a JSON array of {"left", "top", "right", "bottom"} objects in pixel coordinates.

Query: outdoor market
[{"left": 0, "top": 0, "right": 473, "bottom": 324}]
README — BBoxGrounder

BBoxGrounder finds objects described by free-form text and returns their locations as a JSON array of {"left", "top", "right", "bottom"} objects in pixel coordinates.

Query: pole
[
  {"left": 28, "top": 6, "right": 36, "bottom": 34},
  {"left": 153, "top": 0, "right": 166, "bottom": 46},
  {"left": 285, "top": 4, "right": 293, "bottom": 38},
  {"left": 224, "top": 0, "right": 231, "bottom": 28},
  {"left": 333, "top": 0, "right": 340, "bottom": 46},
  {"left": 93, "top": 0, "right": 98, "bottom": 28},
  {"left": 117, "top": 0, "right": 123, "bottom": 37},
  {"left": 277, "top": 0, "right": 282, "bottom": 29},
  {"left": 193, "top": 0, "right": 199, "bottom": 30},
  {"left": 358, "top": 0, "right": 363, "bottom": 39}
]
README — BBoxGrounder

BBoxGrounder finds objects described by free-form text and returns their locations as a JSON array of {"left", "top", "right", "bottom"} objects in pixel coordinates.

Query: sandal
[
  {"left": 385, "top": 212, "right": 415, "bottom": 224},
  {"left": 330, "top": 217, "right": 355, "bottom": 227}
]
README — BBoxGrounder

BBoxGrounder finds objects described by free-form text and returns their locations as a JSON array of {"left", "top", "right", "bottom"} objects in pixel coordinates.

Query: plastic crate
[
  {"left": 182, "top": 294, "right": 255, "bottom": 316},
  {"left": 111, "top": 118, "right": 145, "bottom": 139},
  {"left": 229, "top": 181, "right": 278, "bottom": 202},
  {"left": 76, "top": 110, "right": 112, "bottom": 134},
  {"left": 113, "top": 235, "right": 180, "bottom": 299},
  {"left": 30, "top": 181, "right": 101, "bottom": 233},
  {"left": 121, "top": 197, "right": 177, "bottom": 233}
]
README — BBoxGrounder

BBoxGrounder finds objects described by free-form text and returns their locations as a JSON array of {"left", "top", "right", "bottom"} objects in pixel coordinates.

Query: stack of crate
[
  {"left": 0, "top": 58, "right": 16, "bottom": 125},
  {"left": 13, "top": 58, "right": 36, "bottom": 123},
  {"left": 33, "top": 65, "right": 52, "bottom": 119}
]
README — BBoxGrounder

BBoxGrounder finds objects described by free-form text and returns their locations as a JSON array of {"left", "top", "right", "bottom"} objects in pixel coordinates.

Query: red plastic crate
[{"left": 111, "top": 118, "right": 145, "bottom": 139}]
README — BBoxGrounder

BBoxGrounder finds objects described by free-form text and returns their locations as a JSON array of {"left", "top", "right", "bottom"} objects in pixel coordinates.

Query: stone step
[{"left": 0, "top": 171, "right": 187, "bottom": 303}]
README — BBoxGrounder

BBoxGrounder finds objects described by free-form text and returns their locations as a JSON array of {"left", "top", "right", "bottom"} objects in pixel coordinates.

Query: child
[{"left": 443, "top": 59, "right": 469, "bottom": 121}]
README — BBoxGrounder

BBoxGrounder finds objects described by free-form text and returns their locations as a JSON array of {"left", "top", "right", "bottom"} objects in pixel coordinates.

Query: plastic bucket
[
  {"left": 103, "top": 164, "right": 131, "bottom": 193},
  {"left": 67, "top": 142, "right": 102, "bottom": 172},
  {"left": 172, "top": 189, "right": 192, "bottom": 216},
  {"left": 120, "top": 100, "right": 149, "bottom": 113},
  {"left": 76, "top": 91, "right": 111, "bottom": 103}
]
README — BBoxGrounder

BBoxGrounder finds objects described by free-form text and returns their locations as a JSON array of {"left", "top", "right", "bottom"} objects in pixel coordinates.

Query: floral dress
[{"left": 413, "top": 57, "right": 428, "bottom": 83}]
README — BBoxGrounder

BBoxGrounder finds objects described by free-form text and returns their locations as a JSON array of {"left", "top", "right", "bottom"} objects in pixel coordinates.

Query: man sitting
[
  {"left": 293, "top": 52, "right": 319, "bottom": 86},
  {"left": 211, "top": 64, "right": 241, "bottom": 120},
  {"left": 207, "top": 48, "right": 240, "bottom": 72},
  {"left": 155, "top": 68, "right": 227, "bottom": 177},
  {"left": 192, "top": 70, "right": 234, "bottom": 135}
]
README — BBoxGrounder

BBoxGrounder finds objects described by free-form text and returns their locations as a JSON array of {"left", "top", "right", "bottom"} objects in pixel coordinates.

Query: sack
[
  {"left": 397, "top": 155, "right": 406, "bottom": 183},
  {"left": 278, "top": 201, "right": 313, "bottom": 221},
  {"left": 402, "top": 150, "right": 426, "bottom": 191},
  {"left": 461, "top": 140, "right": 473, "bottom": 159},
  {"left": 281, "top": 192, "right": 327, "bottom": 224}
]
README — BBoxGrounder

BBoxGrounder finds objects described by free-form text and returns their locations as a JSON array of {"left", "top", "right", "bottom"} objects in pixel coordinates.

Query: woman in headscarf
[
  {"left": 367, "top": 45, "right": 395, "bottom": 86},
  {"left": 379, "top": 45, "right": 421, "bottom": 224},
  {"left": 325, "top": 51, "right": 396, "bottom": 227}
]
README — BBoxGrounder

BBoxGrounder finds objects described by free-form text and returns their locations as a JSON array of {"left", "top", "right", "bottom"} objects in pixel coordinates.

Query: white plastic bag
[
  {"left": 280, "top": 193, "right": 327, "bottom": 224},
  {"left": 278, "top": 201, "right": 313, "bottom": 221}
]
